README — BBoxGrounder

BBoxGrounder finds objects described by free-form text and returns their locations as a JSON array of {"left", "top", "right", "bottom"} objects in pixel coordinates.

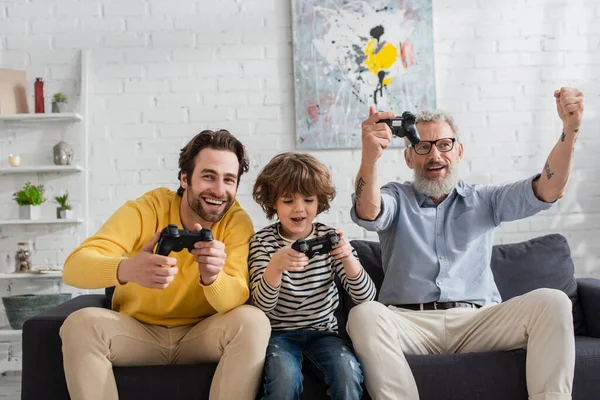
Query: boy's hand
[
  {"left": 270, "top": 246, "right": 309, "bottom": 272},
  {"left": 329, "top": 229, "right": 353, "bottom": 260}
]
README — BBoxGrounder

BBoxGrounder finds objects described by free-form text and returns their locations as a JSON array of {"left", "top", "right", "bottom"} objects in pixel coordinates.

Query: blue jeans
[{"left": 261, "top": 330, "right": 363, "bottom": 400}]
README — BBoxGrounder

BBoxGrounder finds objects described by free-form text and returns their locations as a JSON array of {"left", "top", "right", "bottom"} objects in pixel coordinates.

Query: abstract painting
[{"left": 291, "top": 0, "right": 435, "bottom": 149}]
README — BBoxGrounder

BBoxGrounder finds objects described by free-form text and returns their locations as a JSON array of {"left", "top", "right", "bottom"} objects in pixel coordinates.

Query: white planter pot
[
  {"left": 18, "top": 205, "right": 41, "bottom": 220},
  {"left": 52, "top": 102, "right": 67, "bottom": 113},
  {"left": 59, "top": 209, "right": 73, "bottom": 220}
]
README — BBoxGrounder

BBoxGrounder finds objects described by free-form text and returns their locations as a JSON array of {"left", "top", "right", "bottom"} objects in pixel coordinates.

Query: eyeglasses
[{"left": 411, "top": 138, "right": 457, "bottom": 155}]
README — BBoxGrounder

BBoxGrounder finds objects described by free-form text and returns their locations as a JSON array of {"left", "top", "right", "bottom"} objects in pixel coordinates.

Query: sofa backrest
[
  {"left": 348, "top": 240, "right": 385, "bottom": 297},
  {"left": 340, "top": 233, "right": 585, "bottom": 339}
]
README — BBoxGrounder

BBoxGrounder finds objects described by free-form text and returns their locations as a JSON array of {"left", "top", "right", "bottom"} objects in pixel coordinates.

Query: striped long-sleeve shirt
[{"left": 249, "top": 222, "right": 376, "bottom": 332}]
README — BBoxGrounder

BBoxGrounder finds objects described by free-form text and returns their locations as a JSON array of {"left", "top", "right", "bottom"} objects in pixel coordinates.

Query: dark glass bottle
[{"left": 34, "top": 77, "right": 44, "bottom": 113}]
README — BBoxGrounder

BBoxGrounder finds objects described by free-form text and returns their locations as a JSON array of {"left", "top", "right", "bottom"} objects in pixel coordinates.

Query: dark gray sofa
[{"left": 21, "top": 233, "right": 600, "bottom": 399}]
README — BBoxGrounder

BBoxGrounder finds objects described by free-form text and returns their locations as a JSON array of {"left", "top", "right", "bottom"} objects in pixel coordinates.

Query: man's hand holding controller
[
  {"left": 361, "top": 106, "right": 395, "bottom": 165},
  {"left": 116, "top": 232, "right": 179, "bottom": 289},
  {"left": 189, "top": 223, "right": 226, "bottom": 285}
]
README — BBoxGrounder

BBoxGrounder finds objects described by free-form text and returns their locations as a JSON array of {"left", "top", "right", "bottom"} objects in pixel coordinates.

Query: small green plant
[
  {"left": 13, "top": 182, "right": 46, "bottom": 206},
  {"left": 52, "top": 92, "right": 68, "bottom": 104},
  {"left": 54, "top": 192, "right": 72, "bottom": 210}
]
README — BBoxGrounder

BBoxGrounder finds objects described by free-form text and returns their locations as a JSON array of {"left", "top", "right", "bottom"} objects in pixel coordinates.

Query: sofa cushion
[
  {"left": 405, "top": 336, "right": 600, "bottom": 400},
  {"left": 490, "top": 233, "right": 585, "bottom": 335},
  {"left": 407, "top": 349, "right": 528, "bottom": 400},
  {"left": 573, "top": 336, "right": 600, "bottom": 397}
]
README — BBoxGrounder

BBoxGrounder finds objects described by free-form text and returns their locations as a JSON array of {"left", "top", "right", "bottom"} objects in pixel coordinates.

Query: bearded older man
[{"left": 348, "top": 87, "right": 585, "bottom": 400}]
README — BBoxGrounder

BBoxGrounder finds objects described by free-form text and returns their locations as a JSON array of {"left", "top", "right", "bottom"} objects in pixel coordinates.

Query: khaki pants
[
  {"left": 60, "top": 305, "right": 271, "bottom": 400},
  {"left": 347, "top": 288, "right": 575, "bottom": 400}
]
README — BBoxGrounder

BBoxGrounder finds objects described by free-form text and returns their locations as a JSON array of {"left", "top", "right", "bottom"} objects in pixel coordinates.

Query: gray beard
[{"left": 413, "top": 164, "right": 461, "bottom": 199}]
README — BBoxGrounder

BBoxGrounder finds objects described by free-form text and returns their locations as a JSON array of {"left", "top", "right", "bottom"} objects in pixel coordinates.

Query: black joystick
[
  {"left": 155, "top": 224, "right": 213, "bottom": 256},
  {"left": 291, "top": 231, "right": 340, "bottom": 259},
  {"left": 379, "top": 111, "right": 420, "bottom": 145}
]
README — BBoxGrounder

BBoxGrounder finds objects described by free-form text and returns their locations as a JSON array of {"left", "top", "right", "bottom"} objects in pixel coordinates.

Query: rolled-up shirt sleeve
[
  {"left": 350, "top": 184, "right": 400, "bottom": 232},
  {"left": 488, "top": 174, "right": 555, "bottom": 226}
]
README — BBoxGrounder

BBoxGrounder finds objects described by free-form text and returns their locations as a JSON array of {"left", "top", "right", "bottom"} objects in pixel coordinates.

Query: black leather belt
[{"left": 397, "top": 301, "right": 480, "bottom": 311}]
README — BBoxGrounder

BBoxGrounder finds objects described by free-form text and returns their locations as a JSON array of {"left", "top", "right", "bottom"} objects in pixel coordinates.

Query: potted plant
[
  {"left": 13, "top": 182, "right": 45, "bottom": 220},
  {"left": 54, "top": 191, "right": 73, "bottom": 219},
  {"left": 51, "top": 92, "right": 68, "bottom": 113}
]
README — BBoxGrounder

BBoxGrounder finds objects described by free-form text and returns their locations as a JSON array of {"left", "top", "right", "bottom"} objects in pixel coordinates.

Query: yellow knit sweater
[{"left": 63, "top": 188, "right": 254, "bottom": 326}]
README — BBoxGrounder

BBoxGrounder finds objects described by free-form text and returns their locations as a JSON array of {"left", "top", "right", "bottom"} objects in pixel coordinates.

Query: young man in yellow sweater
[{"left": 59, "top": 129, "right": 270, "bottom": 400}]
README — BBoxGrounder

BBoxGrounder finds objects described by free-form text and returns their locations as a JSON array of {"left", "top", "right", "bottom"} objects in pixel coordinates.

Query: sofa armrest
[
  {"left": 22, "top": 295, "right": 107, "bottom": 400},
  {"left": 29, "top": 293, "right": 107, "bottom": 321},
  {"left": 577, "top": 278, "right": 600, "bottom": 338}
]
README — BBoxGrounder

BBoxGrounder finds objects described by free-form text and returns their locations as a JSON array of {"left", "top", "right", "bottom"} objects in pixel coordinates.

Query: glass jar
[{"left": 15, "top": 242, "right": 32, "bottom": 273}]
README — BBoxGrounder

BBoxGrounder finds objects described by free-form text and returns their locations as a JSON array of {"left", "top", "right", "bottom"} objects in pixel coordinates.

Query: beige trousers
[
  {"left": 59, "top": 305, "right": 271, "bottom": 400},
  {"left": 347, "top": 288, "right": 575, "bottom": 400}
]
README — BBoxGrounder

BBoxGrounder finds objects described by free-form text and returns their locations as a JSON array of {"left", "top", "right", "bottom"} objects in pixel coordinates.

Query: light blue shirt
[{"left": 351, "top": 175, "right": 553, "bottom": 306}]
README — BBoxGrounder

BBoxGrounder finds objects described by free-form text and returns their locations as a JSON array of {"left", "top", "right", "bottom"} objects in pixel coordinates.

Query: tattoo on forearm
[
  {"left": 356, "top": 177, "right": 366, "bottom": 205},
  {"left": 544, "top": 162, "right": 554, "bottom": 180},
  {"left": 573, "top": 128, "right": 580, "bottom": 150},
  {"left": 562, "top": 128, "right": 580, "bottom": 144}
]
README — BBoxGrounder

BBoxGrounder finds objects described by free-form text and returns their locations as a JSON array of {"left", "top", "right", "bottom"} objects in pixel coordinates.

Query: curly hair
[
  {"left": 253, "top": 152, "right": 336, "bottom": 220},
  {"left": 177, "top": 129, "right": 249, "bottom": 196}
]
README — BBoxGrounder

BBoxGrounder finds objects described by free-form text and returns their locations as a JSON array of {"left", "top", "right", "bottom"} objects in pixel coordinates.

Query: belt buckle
[{"left": 433, "top": 301, "right": 439, "bottom": 310}]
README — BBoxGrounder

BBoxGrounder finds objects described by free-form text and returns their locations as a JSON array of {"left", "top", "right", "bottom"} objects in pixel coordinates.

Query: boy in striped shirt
[{"left": 249, "top": 152, "right": 376, "bottom": 400}]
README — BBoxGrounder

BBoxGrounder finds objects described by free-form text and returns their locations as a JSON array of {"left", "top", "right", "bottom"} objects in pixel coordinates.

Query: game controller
[
  {"left": 155, "top": 224, "right": 213, "bottom": 256},
  {"left": 379, "top": 111, "right": 420, "bottom": 145},
  {"left": 291, "top": 231, "right": 340, "bottom": 259}
]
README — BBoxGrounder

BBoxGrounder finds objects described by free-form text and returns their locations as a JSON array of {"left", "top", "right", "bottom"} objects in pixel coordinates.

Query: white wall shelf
[
  {"left": 0, "top": 113, "right": 83, "bottom": 123},
  {"left": 0, "top": 327, "right": 21, "bottom": 339},
  {"left": 0, "top": 219, "right": 82, "bottom": 226},
  {"left": 0, "top": 360, "right": 21, "bottom": 374},
  {"left": 0, "top": 165, "right": 83, "bottom": 174},
  {"left": 0, "top": 50, "right": 90, "bottom": 374},
  {"left": 0, "top": 272, "right": 61, "bottom": 279}
]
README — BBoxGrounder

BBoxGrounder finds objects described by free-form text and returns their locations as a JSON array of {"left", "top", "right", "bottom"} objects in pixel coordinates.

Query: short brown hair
[
  {"left": 177, "top": 129, "right": 249, "bottom": 196},
  {"left": 253, "top": 152, "right": 336, "bottom": 220}
]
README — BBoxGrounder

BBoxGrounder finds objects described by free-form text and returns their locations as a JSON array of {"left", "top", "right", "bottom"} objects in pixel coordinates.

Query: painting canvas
[{"left": 291, "top": 0, "right": 435, "bottom": 149}]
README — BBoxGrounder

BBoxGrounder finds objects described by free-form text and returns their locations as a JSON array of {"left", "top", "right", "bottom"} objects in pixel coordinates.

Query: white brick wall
[{"left": 0, "top": 0, "right": 599, "bottom": 300}]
